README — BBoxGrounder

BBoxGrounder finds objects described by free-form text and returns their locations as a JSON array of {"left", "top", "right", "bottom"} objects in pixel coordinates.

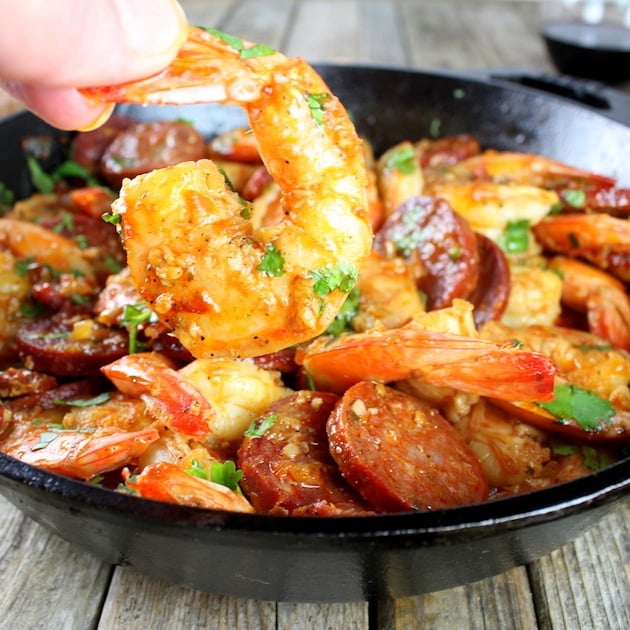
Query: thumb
[{"left": 0, "top": 0, "right": 188, "bottom": 86}]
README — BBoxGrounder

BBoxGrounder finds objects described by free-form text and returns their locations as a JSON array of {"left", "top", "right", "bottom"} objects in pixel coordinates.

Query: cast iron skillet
[{"left": 0, "top": 65, "right": 629, "bottom": 602}]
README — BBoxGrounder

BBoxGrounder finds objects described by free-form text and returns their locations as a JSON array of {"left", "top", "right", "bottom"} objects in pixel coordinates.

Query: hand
[{"left": 0, "top": 0, "right": 188, "bottom": 130}]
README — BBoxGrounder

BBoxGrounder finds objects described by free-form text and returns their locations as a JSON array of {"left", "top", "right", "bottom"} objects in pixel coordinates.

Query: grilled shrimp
[{"left": 82, "top": 27, "right": 372, "bottom": 358}]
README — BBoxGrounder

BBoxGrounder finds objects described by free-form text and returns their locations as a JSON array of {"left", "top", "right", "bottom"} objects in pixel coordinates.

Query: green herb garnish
[
  {"left": 52, "top": 392, "right": 111, "bottom": 408},
  {"left": 120, "top": 302, "right": 157, "bottom": 353},
  {"left": 210, "top": 460, "right": 243, "bottom": 490},
  {"left": 304, "top": 92, "right": 329, "bottom": 128},
  {"left": 500, "top": 219, "right": 530, "bottom": 253},
  {"left": 539, "top": 383, "right": 615, "bottom": 431},
  {"left": 257, "top": 243, "right": 285, "bottom": 277},
  {"left": 186, "top": 458, "right": 209, "bottom": 480},
  {"left": 202, "top": 28, "right": 276, "bottom": 59},
  {"left": 309, "top": 262, "right": 358, "bottom": 297},
  {"left": 326, "top": 287, "right": 360, "bottom": 336},
  {"left": 385, "top": 144, "right": 417, "bottom": 174},
  {"left": 561, "top": 189, "right": 587, "bottom": 209},
  {"left": 244, "top": 413, "right": 278, "bottom": 438}
]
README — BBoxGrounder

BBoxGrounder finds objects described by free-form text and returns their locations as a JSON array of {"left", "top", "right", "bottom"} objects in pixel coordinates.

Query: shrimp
[
  {"left": 427, "top": 181, "right": 558, "bottom": 246},
  {"left": 481, "top": 321, "right": 630, "bottom": 442},
  {"left": 101, "top": 352, "right": 215, "bottom": 440},
  {"left": 82, "top": 27, "right": 373, "bottom": 358},
  {"left": 0, "top": 425, "right": 160, "bottom": 480},
  {"left": 0, "top": 217, "right": 95, "bottom": 279},
  {"left": 376, "top": 141, "right": 424, "bottom": 218},
  {"left": 533, "top": 213, "right": 630, "bottom": 281},
  {"left": 443, "top": 150, "right": 616, "bottom": 189},
  {"left": 453, "top": 398, "right": 551, "bottom": 488},
  {"left": 124, "top": 462, "right": 254, "bottom": 513},
  {"left": 547, "top": 255, "right": 630, "bottom": 350},
  {"left": 296, "top": 321, "right": 557, "bottom": 402}
]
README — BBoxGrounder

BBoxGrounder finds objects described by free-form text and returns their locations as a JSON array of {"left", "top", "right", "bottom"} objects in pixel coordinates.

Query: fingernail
[
  {"left": 77, "top": 102, "right": 116, "bottom": 131},
  {"left": 118, "top": 0, "right": 188, "bottom": 58}
]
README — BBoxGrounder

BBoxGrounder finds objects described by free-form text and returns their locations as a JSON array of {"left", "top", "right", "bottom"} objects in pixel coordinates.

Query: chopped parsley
[
  {"left": 561, "top": 189, "right": 587, "bottom": 209},
  {"left": 309, "top": 262, "right": 358, "bottom": 297},
  {"left": 385, "top": 144, "right": 417, "bottom": 174},
  {"left": 210, "top": 460, "right": 243, "bottom": 490},
  {"left": 202, "top": 28, "right": 276, "bottom": 59},
  {"left": 550, "top": 440, "right": 616, "bottom": 471},
  {"left": 500, "top": 219, "right": 530, "bottom": 253},
  {"left": 304, "top": 92, "right": 329, "bottom": 128},
  {"left": 31, "top": 431, "right": 59, "bottom": 451},
  {"left": 52, "top": 392, "right": 111, "bottom": 407},
  {"left": 186, "top": 458, "right": 209, "bottom": 480},
  {"left": 26, "top": 156, "right": 100, "bottom": 194},
  {"left": 539, "top": 383, "right": 615, "bottom": 431},
  {"left": 326, "top": 287, "right": 360, "bottom": 336},
  {"left": 120, "top": 301, "right": 157, "bottom": 354},
  {"left": 0, "top": 181, "right": 15, "bottom": 208},
  {"left": 257, "top": 243, "right": 285, "bottom": 276},
  {"left": 102, "top": 212, "right": 121, "bottom": 225},
  {"left": 244, "top": 413, "right": 278, "bottom": 438}
]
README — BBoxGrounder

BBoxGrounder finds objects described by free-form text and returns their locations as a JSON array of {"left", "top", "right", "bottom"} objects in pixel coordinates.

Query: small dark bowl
[
  {"left": 0, "top": 65, "right": 629, "bottom": 602},
  {"left": 541, "top": 22, "right": 630, "bottom": 83}
]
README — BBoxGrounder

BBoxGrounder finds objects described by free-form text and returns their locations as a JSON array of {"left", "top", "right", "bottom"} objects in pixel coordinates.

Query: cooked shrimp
[
  {"left": 501, "top": 261, "right": 563, "bottom": 329},
  {"left": 177, "top": 357, "right": 293, "bottom": 444},
  {"left": 376, "top": 141, "right": 424, "bottom": 218},
  {"left": 427, "top": 181, "right": 558, "bottom": 246},
  {"left": 0, "top": 217, "right": 95, "bottom": 279},
  {"left": 101, "top": 352, "right": 215, "bottom": 440},
  {"left": 83, "top": 27, "right": 372, "bottom": 358},
  {"left": 533, "top": 213, "right": 630, "bottom": 281},
  {"left": 124, "top": 462, "right": 254, "bottom": 512},
  {"left": 352, "top": 251, "right": 426, "bottom": 331},
  {"left": 548, "top": 255, "right": 630, "bottom": 350},
  {"left": 296, "top": 305, "right": 557, "bottom": 401},
  {"left": 445, "top": 150, "right": 616, "bottom": 189},
  {"left": 0, "top": 425, "right": 160, "bottom": 480},
  {"left": 481, "top": 321, "right": 630, "bottom": 441},
  {"left": 453, "top": 398, "right": 551, "bottom": 488}
]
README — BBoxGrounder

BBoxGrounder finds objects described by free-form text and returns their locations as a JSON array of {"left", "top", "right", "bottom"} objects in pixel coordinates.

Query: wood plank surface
[{"left": 0, "top": 496, "right": 112, "bottom": 630}]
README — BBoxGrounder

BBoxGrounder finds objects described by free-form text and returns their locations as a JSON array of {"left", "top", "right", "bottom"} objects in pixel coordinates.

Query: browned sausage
[
  {"left": 327, "top": 381, "right": 488, "bottom": 512},
  {"left": 0, "top": 367, "right": 57, "bottom": 398},
  {"left": 71, "top": 114, "right": 136, "bottom": 174},
  {"left": 417, "top": 133, "right": 481, "bottom": 169},
  {"left": 468, "top": 233, "right": 510, "bottom": 327},
  {"left": 237, "top": 391, "right": 370, "bottom": 515},
  {"left": 100, "top": 120, "right": 207, "bottom": 189},
  {"left": 16, "top": 315, "right": 129, "bottom": 377},
  {"left": 373, "top": 195, "right": 480, "bottom": 310}
]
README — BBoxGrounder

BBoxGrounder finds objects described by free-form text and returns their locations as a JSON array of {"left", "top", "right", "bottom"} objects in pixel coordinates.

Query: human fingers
[
  {"left": 0, "top": 0, "right": 188, "bottom": 87},
  {"left": 0, "top": 81, "right": 115, "bottom": 130}
]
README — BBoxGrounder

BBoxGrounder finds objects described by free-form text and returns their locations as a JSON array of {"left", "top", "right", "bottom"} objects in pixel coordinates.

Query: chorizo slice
[
  {"left": 327, "top": 381, "right": 488, "bottom": 512},
  {"left": 373, "top": 195, "right": 480, "bottom": 310},
  {"left": 237, "top": 391, "right": 370, "bottom": 515},
  {"left": 70, "top": 114, "right": 136, "bottom": 174},
  {"left": 468, "top": 233, "right": 510, "bottom": 327},
  {"left": 16, "top": 316, "right": 129, "bottom": 377},
  {"left": 100, "top": 120, "right": 207, "bottom": 189}
]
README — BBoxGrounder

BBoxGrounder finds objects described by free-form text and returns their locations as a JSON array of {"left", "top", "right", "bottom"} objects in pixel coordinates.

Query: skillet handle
[{"left": 488, "top": 72, "right": 630, "bottom": 127}]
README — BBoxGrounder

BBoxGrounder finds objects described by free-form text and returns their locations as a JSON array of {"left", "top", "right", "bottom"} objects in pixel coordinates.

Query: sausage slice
[
  {"left": 327, "top": 381, "right": 488, "bottom": 512},
  {"left": 237, "top": 391, "right": 370, "bottom": 515}
]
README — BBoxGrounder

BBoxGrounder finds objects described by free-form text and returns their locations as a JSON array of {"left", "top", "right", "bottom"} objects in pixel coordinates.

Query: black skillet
[{"left": 0, "top": 65, "right": 629, "bottom": 602}]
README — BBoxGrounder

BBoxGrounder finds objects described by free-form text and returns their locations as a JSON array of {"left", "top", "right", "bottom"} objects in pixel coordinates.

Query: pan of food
[{"left": 0, "top": 27, "right": 629, "bottom": 602}]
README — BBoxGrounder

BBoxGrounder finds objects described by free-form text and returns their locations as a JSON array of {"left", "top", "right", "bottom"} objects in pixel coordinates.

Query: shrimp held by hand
[{"left": 83, "top": 27, "right": 372, "bottom": 358}]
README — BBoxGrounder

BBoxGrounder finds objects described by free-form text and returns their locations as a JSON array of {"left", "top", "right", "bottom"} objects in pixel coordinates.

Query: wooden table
[{"left": 1, "top": 2, "right": 629, "bottom": 628}]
